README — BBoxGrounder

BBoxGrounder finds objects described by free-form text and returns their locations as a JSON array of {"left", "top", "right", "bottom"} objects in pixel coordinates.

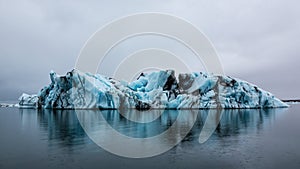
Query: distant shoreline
[{"left": 282, "top": 99, "right": 300, "bottom": 103}]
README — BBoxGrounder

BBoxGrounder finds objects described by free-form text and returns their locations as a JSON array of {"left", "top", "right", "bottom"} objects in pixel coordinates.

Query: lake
[{"left": 0, "top": 104, "right": 300, "bottom": 169}]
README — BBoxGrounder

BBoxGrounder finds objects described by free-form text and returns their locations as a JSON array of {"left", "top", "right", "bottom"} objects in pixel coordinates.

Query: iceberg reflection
[{"left": 19, "top": 108, "right": 287, "bottom": 152}]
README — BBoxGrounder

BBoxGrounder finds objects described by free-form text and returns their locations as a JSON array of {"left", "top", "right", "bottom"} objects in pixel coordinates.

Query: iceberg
[
  {"left": 18, "top": 93, "right": 39, "bottom": 108},
  {"left": 18, "top": 69, "right": 288, "bottom": 109}
]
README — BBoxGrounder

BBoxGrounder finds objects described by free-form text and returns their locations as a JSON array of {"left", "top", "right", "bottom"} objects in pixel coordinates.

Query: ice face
[{"left": 18, "top": 69, "right": 289, "bottom": 109}]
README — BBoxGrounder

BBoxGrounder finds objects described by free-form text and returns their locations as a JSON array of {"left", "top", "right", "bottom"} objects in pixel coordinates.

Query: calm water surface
[{"left": 0, "top": 104, "right": 300, "bottom": 169}]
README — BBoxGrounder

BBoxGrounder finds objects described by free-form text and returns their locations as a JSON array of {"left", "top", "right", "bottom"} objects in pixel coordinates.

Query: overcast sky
[{"left": 0, "top": 0, "right": 299, "bottom": 101}]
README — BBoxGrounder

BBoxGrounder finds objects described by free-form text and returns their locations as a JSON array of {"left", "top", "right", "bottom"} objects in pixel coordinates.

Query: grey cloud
[{"left": 0, "top": 0, "right": 299, "bottom": 100}]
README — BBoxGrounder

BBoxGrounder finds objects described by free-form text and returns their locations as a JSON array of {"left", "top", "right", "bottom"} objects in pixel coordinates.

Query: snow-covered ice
[{"left": 18, "top": 69, "right": 288, "bottom": 109}]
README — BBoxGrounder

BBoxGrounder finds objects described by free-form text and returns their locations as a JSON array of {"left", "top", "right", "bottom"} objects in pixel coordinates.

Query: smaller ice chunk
[{"left": 18, "top": 93, "right": 38, "bottom": 108}]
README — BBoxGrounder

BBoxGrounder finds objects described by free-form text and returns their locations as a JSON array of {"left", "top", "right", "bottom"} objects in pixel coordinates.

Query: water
[{"left": 0, "top": 104, "right": 300, "bottom": 169}]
